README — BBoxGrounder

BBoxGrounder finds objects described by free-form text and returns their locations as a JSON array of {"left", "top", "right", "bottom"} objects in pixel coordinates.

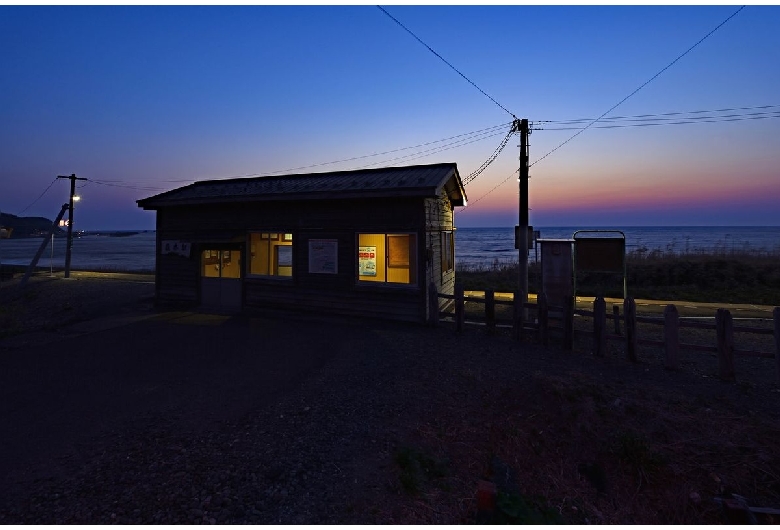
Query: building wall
[
  {"left": 153, "top": 196, "right": 452, "bottom": 322},
  {"left": 424, "top": 189, "right": 456, "bottom": 311}
]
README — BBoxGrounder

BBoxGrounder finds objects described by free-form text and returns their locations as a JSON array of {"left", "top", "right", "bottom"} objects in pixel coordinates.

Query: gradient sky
[{"left": 1, "top": 5, "right": 779, "bottom": 230}]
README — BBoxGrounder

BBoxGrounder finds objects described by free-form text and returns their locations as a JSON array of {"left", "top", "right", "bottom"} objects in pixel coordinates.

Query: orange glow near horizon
[{"left": 463, "top": 168, "right": 780, "bottom": 218}]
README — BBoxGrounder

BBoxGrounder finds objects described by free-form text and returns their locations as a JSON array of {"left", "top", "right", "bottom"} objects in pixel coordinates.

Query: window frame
[
  {"left": 441, "top": 230, "right": 454, "bottom": 275},
  {"left": 247, "top": 231, "right": 295, "bottom": 279},
  {"left": 356, "top": 232, "right": 418, "bottom": 287}
]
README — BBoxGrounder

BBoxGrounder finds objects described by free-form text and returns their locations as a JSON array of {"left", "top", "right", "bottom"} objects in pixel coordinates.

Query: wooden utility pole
[
  {"left": 517, "top": 119, "right": 530, "bottom": 312},
  {"left": 57, "top": 174, "right": 87, "bottom": 278}
]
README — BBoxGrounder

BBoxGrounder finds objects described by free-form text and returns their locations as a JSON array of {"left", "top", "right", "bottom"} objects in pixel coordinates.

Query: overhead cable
[
  {"left": 89, "top": 179, "right": 166, "bottom": 192},
  {"left": 346, "top": 128, "right": 508, "bottom": 170},
  {"left": 16, "top": 178, "right": 59, "bottom": 216},
  {"left": 462, "top": 125, "right": 516, "bottom": 186},
  {"left": 538, "top": 104, "right": 780, "bottom": 125},
  {"left": 530, "top": 5, "right": 746, "bottom": 168},
  {"left": 377, "top": 5, "right": 516, "bottom": 119},
  {"left": 539, "top": 110, "right": 780, "bottom": 130}
]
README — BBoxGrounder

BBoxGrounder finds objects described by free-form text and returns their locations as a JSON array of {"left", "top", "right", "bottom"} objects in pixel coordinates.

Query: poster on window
[
  {"left": 277, "top": 245, "right": 293, "bottom": 267},
  {"left": 358, "top": 246, "right": 377, "bottom": 276},
  {"left": 308, "top": 239, "right": 338, "bottom": 274}
]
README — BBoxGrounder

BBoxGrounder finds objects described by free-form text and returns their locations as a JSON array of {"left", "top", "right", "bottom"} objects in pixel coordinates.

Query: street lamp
[{"left": 57, "top": 173, "right": 87, "bottom": 278}]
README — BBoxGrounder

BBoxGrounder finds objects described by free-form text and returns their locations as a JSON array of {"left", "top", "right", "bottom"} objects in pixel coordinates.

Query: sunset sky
[{"left": 2, "top": 5, "right": 779, "bottom": 230}]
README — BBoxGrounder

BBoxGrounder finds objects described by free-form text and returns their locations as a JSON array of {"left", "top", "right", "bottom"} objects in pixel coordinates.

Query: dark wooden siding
[
  {"left": 154, "top": 197, "right": 430, "bottom": 321},
  {"left": 424, "top": 190, "right": 455, "bottom": 310},
  {"left": 158, "top": 198, "right": 421, "bottom": 232},
  {"left": 244, "top": 281, "right": 422, "bottom": 322},
  {"left": 153, "top": 210, "right": 199, "bottom": 306}
]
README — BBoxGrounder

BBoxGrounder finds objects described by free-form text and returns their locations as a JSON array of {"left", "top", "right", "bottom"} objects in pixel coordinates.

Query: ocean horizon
[{"left": 1, "top": 226, "right": 779, "bottom": 272}]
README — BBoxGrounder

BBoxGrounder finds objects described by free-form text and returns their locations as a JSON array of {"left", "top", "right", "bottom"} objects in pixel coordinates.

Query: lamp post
[{"left": 57, "top": 174, "right": 86, "bottom": 278}]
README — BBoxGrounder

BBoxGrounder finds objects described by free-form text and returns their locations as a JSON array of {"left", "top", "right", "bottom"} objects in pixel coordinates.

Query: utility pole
[
  {"left": 57, "top": 174, "right": 86, "bottom": 278},
  {"left": 517, "top": 118, "right": 530, "bottom": 311}
]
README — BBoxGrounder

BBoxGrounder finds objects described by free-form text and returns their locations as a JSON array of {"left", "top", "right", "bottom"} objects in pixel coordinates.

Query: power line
[
  {"left": 78, "top": 129, "right": 506, "bottom": 193},
  {"left": 281, "top": 123, "right": 510, "bottom": 174},
  {"left": 462, "top": 124, "right": 516, "bottom": 186},
  {"left": 88, "top": 179, "right": 166, "bottom": 192},
  {"left": 112, "top": 122, "right": 512, "bottom": 186},
  {"left": 530, "top": 5, "right": 746, "bottom": 169},
  {"left": 461, "top": 103, "right": 777, "bottom": 211},
  {"left": 459, "top": 169, "right": 519, "bottom": 213},
  {"left": 538, "top": 104, "right": 780, "bottom": 125},
  {"left": 376, "top": 5, "right": 516, "bottom": 119},
  {"left": 538, "top": 110, "right": 780, "bottom": 131},
  {"left": 350, "top": 128, "right": 508, "bottom": 171},
  {"left": 16, "top": 178, "right": 59, "bottom": 216}
]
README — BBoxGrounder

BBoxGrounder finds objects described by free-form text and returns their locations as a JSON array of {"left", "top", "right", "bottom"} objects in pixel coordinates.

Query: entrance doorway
[{"left": 200, "top": 246, "right": 243, "bottom": 313}]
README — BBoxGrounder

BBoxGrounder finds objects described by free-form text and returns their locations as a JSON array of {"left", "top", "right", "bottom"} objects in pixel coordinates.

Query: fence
[{"left": 429, "top": 281, "right": 780, "bottom": 384}]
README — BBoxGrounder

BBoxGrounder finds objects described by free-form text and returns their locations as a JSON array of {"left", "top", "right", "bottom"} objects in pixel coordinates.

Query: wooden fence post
[
  {"left": 716, "top": 308, "right": 735, "bottom": 382},
  {"left": 593, "top": 296, "right": 606, "bottom": 357},
  {"left": 774, "top": 307, "right": 780, "bottom": 385},
  {"left": 624, "top": 298, "right": 637, "bottom": 363},
  {"left": 428, "top": 282, "right": 439, "bottom": 328},
  {"left": 485, "top": 289, "right": 495, "bottom": 335},
  {"left": 563, "top": 295, "right": 574, "bottom": 351},
  {"left": 613, "top": 305, "right": 621, "bottom": 336},
  {"left": 664, "top": 304, "right": 679, "bottom": 370},
  {"left": 512, "top": 289, "right": 524, "bottom": 342},
  {"left": 455, "top": 280, "right": 465, "bottom": 334},
  {"left": 538, "top": 292, "right": 548, "bottom": 347}
]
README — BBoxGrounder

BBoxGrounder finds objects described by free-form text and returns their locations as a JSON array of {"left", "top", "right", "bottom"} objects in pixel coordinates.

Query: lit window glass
[
  {"left": 249, "top": 232, "right": 293, "bottom": 277},
  {"left": 200, "top": 249, "right": 241, "bottom": 279},
  {"left": 357, "top": 233, "right": 417, "bottom": 285}
]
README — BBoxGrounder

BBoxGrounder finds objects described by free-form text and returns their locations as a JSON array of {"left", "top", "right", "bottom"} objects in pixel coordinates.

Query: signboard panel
[
  {"left": 575, "top": 238, "right": 625, "bottom": 273},
  {"left": 162, "top": 240, "right": 191, "bottom": 257},
  {"left": 358, "top": 245, "right": 377, "bottom": 276},
  {"left": 540, "top": 240, "right": 573, "bottom": 308},
  {"left": 308, "top": 239, "right": 338, "bottom": 274},
  {"left": 277, "top": 245, "right": 292, "bottom": 267},
  {"left": 514, "top": 226, "right": 535, "bottom": 250}
]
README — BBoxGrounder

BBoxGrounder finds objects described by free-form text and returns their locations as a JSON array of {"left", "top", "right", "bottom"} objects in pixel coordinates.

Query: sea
[{"left": 0, "top": 227, "right": 778, "bottom": 273}]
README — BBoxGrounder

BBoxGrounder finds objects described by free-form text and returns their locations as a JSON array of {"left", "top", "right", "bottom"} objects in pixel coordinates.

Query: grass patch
[
  {"left": 492, "top": 491, "right": 564, "bottom": 524},
  {"left": 393, "top": 445, "right": 449, "bottom": 495},
  {"left": 457, "top": 250, "right": 780, "bottom": 304}
]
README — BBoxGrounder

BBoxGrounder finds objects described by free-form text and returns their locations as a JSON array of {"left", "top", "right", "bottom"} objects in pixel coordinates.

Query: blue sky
[{"left": 1, "top": 5, "right": 779, "bottom": 229}]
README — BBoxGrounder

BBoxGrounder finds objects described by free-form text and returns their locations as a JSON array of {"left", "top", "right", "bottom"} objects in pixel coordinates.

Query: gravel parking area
[{"left": 1, "top": 273, "right": 778, "bottom": 524}]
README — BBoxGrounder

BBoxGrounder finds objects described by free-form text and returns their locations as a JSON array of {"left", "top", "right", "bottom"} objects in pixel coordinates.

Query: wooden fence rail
[{"left": 431, "top": 281, "right": 780, "bottom": 384}]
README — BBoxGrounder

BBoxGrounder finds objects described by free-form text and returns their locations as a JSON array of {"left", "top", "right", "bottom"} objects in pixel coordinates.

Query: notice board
[{"left": 575, "top": 238, "right": 625, "bottom": 273}]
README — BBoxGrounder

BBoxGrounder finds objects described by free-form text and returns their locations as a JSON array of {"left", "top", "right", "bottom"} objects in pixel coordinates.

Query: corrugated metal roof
[{"left": 137, "top": 163, "right": 466, "bottom": 209}]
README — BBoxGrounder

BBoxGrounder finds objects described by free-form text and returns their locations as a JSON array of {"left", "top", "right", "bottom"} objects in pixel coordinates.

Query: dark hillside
[{"left": 0, "top": 212, "right": 64, "bottom": 238}]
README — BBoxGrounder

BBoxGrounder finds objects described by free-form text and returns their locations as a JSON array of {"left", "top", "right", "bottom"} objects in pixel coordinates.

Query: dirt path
[{"left": 1, "top": 273, "right": 778, "bottom": 524}]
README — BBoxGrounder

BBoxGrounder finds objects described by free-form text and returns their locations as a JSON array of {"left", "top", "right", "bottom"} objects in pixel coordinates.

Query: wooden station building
[{"left": 136, "top": 163, "right": 467, "bottom": 323}]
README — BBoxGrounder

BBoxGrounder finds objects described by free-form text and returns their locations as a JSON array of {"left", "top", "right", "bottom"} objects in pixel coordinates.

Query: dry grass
[
  {"left": 456, "top": 249, "right": 780, "bottom": 305},
  {"left": 385, "top": 361, "right": 780, "bottom": 524}
]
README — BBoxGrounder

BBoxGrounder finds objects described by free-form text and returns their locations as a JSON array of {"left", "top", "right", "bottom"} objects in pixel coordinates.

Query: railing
[{"left": 429, "top": 281, "right": 780, "bottom": 384}]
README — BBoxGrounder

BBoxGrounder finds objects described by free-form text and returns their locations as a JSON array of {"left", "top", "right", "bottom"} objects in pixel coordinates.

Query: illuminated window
[
  {"left": 357, "top": 233, "right": 417, "bottom": 285},
  {"left": 201, "top": 249, "right": 241, "bottom": 278},
  {"left": 441, "top": 231, "right": 454, "bottom": 273},
  {"left": 248, "top": 232, "right": 293, "bottom": 277}
]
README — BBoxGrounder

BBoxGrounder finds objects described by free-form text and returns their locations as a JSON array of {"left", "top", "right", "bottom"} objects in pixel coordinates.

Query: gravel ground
[{"left": 1, "top": 272, "right": 778, "bottom": 524}]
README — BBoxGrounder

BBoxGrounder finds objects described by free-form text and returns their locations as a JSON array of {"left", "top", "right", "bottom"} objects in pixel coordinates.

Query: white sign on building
[{"left": 162, "top": 240, "right": 191, "bottom": 257}]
